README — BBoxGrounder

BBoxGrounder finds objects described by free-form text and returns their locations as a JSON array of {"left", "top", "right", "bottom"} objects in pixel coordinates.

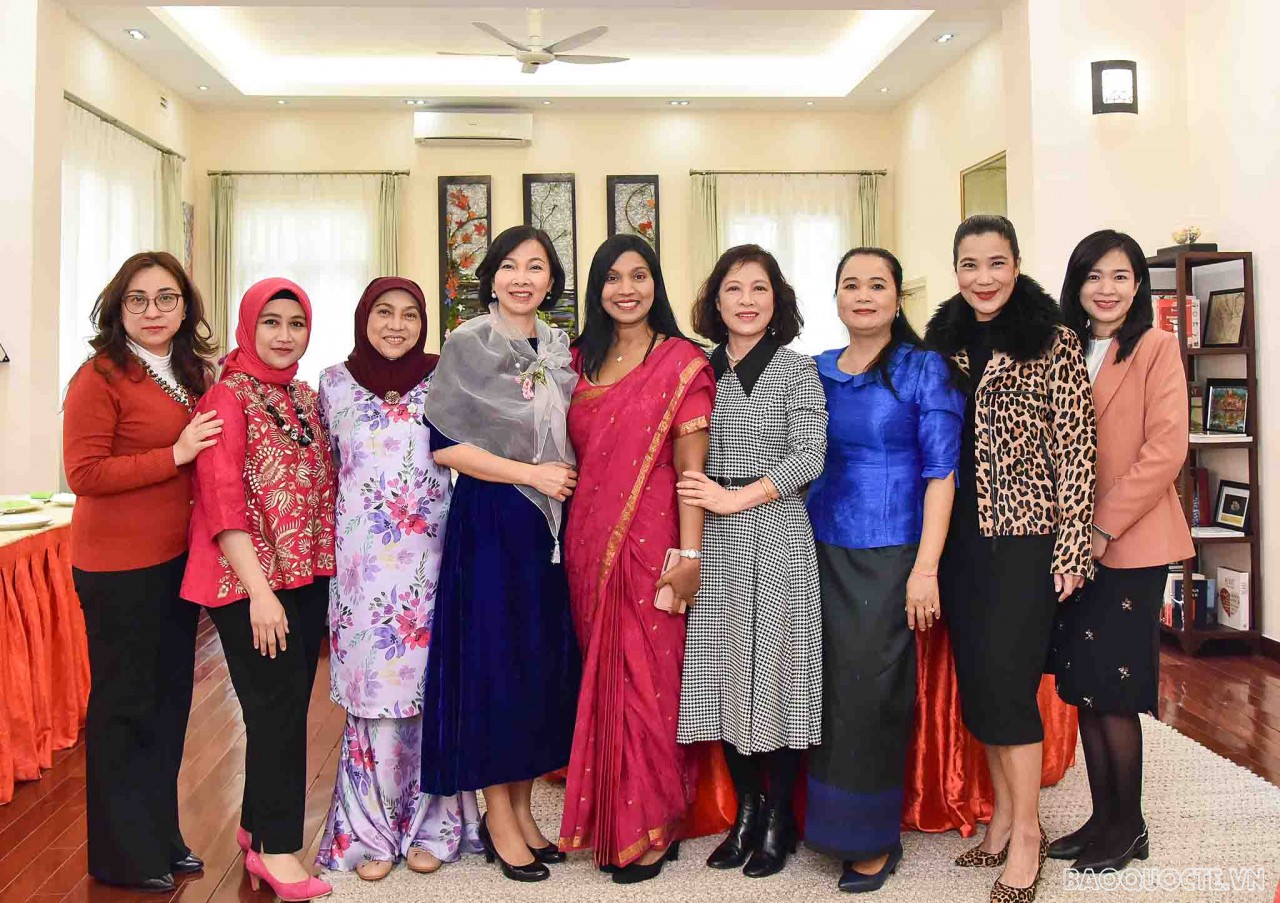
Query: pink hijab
[{"left": 221, "top": 277, "right": 313, "bottom": 386}]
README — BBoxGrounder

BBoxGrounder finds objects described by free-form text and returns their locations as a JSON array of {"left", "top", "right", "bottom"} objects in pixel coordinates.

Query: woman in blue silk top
[{"left": 805, "top": 248, "right": 964, "bottom": 894}]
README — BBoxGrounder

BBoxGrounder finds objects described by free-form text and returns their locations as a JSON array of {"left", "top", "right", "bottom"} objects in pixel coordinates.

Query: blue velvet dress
[
  {"left": 419, "top": 428, "right": 581, "bottom": 795},
  {"left": 804, "top": 344, "right": 963, "bottom": 861}
]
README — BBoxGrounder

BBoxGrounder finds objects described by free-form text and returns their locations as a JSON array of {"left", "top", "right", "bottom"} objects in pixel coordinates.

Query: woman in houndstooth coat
[{"left": 676, "top": 245, "right": 826, "bottom": 881}]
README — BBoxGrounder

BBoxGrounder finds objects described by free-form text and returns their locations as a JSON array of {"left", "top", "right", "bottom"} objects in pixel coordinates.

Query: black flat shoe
[
  {"left": 528, "top": 842, "right": 566, "bottom": 864},
  {"left": 1069, "top": 825, "right": 1149, "bottom": 874},
  {"left": 1047, "top": 822, "right": 1098, "bottom": 860},
  {"left": 170, "top": 852, "right": 205, "bottom": 873},
  {"left": 838, "top": 843, "right": 904, "bottom": 894},
  {"left": 478, "top": 814, "right": 549, "bottom": 882},
  {"left": 743, "top": 803, "right": 796, "bottom": 879},
  {"left": 707, "top": 792, "right": 763, "bottom": 870},
  {"left": 611, "top": 841, "right": 680, "bottom": 884}
]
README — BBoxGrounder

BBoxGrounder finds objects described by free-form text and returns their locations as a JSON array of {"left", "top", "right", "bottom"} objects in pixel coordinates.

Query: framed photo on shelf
[
  {"left": 1204, "top": 289, "right": 1246, "bottom": 347},
  {"left": 1204, "top": 378, "right": 1248, "bottom": 434},
  {"left": 1212, "top": 479, "right": 1251, "bottom": 532},
  {"left": 606, "top": 175, "right": 660, "bottom": 257}
]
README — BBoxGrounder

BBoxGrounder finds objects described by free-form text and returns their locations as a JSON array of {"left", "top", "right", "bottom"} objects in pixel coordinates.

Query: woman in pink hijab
[{"left": 182, "top": 278, "right": 337, "bottom": 901}]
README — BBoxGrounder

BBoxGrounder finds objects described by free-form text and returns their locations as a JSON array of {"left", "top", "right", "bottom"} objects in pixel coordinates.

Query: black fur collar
[{"left": 924, "top": 274, "right": 1061, "bottom": 362}]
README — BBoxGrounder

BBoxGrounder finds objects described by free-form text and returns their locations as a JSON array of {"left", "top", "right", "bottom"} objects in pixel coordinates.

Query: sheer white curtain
[
  {"left": 699, "top": 173, "right": 880, "bottom": 356},
  {"left": 230, "top": 174, "right": 382, "bottom": 387},
  {"left": 59, "top": 100, "right": 164, "bottom": 392}
]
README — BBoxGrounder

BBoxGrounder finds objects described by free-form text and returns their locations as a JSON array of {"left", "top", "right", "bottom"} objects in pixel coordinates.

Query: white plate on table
[
  {"left": 0, "top": 513, "right": 53, "bottom": 531},
  {"left": 50, "top": 493, "right": 76, "bottom": 507},
  {"left": 0, "top": 497, "right": 42, "bottom": 515}
]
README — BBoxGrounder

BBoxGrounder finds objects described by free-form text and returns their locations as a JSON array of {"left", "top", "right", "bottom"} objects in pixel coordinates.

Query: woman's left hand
[
  {"left": 655, "top": 557, "right": 701, "bottom": 612},
  {"left": 676, "top": 472, "right": 741, "bottom": 515},
  {"left": 1054, "top": 572, "right": 1086, "bottom": 602},
  {"left": 1091, "top": 533, "right": 1109, "bottom": 560},
  {"left": 905, "top": 571, "right": 941, "bottom": 631}
]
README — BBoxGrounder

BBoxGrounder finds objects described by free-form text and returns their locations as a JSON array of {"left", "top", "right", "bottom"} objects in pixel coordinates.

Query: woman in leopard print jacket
[{"left": 925, "top": 215, "right": 1096, "bottom": 903}]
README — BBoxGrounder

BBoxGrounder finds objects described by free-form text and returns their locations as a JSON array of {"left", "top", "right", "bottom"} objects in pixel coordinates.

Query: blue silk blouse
[{"left": 807, "top": 344, "right": 965, "bottom": 551}]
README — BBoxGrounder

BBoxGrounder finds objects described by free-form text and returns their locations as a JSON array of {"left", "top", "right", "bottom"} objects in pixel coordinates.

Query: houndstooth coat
[{"left": 677, "top": 341, "right": 827, "bottom": 753}]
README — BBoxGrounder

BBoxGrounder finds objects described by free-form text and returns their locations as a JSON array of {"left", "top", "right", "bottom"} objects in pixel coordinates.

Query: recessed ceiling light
[
  {"left": 669, "top": 100, "right": 690, "bottom": 106},
  {"left": 276, "top": 99, "right": 288, "bottom": 105},
  {"left": 198, "top": 85, "right": 209, "bottom": 92},
  {"left": 879, "top": 87, "right": 890, "bottom": 93},
  {"left": 805, "top": 101, "right": 815, "bottom": 106},
  {"left": 542, "top": 100, "right": 552, "bottom": 105},
  {"left": 125, "top": 28, "right": 147, "bottom": 40},
  {"left": 936, "top": 33, "right": 956, "bottom": 43},
  {"left": 405, "top": 99, "right": 428, "bottom": 106}
]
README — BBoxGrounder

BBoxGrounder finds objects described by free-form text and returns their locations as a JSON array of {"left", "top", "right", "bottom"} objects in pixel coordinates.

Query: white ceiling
[{"left": 68, "top": 3, "right": 1002, "bottom": 110}]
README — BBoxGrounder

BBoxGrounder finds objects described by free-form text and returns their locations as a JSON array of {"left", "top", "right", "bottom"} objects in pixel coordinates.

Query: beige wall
[
  {"left": 188, "top": 108, "right": 899, "bottom": 350},
  {"left": 893, "top": 33, "right": 1005, "bottom": 327}
]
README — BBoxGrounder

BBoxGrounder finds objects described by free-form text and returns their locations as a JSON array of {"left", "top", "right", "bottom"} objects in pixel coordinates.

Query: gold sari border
[{"left": 675, "top": 414, "right": 709, "bottom": 437}]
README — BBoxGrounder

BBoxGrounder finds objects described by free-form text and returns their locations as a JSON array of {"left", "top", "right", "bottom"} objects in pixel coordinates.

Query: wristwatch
[{"left": 678, "top": 549, "right": 702, "bottom": 560}]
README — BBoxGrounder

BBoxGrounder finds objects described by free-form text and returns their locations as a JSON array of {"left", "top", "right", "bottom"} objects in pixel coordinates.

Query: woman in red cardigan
[
  {"left": 182, "top": 278, "right": 336, "bottom": 901},
  {"left": 1050, "top": 230, "right": 1194, "bottom": 875},
  {"left": 63, "top": 251, "right": 220, "bottom": 893}
]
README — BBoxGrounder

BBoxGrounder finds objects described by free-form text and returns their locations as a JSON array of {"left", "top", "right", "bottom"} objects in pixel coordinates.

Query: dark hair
[
  {"left": 691, "top": 244, "right": 802, "bottom": 345},
  {"left": 833, "top": 247, "right": 924, "bottom": 399},
  {"left": 475, "top": 225, "right": 565, "bottom": 312},
  {"left": 952, "top": 214, "right": 1022, "bottom": 267},
  {"left": 85, "top": 251, "right": 215, "bottom": 397},
  {"left": 573, "top": 234, "right": 691, "bottom": 380},
  {"left": 268, "top": 288, "right": 301, "bottom": 303},
  {"left": 1060, "top": 229, "right": 1153, "bottom": 364}
]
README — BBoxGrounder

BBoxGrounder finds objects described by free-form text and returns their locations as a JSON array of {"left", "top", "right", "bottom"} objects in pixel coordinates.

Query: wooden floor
[{"left": 2, "top": 620, "right": 1278, "bottom": 902}]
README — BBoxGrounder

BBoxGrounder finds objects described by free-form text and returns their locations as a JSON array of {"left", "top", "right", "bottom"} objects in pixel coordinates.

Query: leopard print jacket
[{"left": 927, "top": 277, "right": 1097, "bottom": 579}]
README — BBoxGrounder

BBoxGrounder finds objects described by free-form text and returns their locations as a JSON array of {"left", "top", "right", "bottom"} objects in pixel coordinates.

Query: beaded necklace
[
  {"left": 139, "top": 360, "right": 194, "bottom": 411},
  {"left": 254, "top": 380, "right": 315, "bottom": 447}
]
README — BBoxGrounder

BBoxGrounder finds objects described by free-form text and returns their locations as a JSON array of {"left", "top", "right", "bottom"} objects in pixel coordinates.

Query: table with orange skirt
[
  {"left": 680, "top": 618, "right": 1077, "bottom": 839},
  {"left": 0, "top": 507, "right": 90, "bottom": 805}
]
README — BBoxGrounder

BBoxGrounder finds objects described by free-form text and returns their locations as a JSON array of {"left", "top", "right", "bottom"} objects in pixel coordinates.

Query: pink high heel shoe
[
  {"left": 237, "top": 826, "right": 252, "bottom": 853},
  {"left": 244, "top": 850, "right": 333, "bottom": 901}
]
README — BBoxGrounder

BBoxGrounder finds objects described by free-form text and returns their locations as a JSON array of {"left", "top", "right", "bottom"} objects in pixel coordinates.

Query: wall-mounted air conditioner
[{"left": 413, "top": 111, "right": 533, "bottom": 146}]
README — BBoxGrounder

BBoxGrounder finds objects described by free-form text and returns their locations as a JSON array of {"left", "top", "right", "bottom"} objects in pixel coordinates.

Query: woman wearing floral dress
[{"left": 317, "top": 278, "right": 481, "bottom": 881}]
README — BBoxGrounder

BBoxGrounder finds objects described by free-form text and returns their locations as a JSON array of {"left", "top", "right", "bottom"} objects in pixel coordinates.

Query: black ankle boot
[
  {"left": 742, "top": 802, "right": 795, "bottom": 878},
  {"left": 707, "top": 793, "right": 763, "bottom": 869}
]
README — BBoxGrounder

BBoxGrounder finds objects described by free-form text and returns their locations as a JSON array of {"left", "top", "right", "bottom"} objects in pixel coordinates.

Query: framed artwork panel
[
  {"left": 1204, "top": 289, "right": 1246, "bottom": 347},
  {"left": 438, "top": 176, "right": 492, "bottom": 336},
  {"left": 606, "top": 175, "right": 660, "bottom": 258},
  {"left": 1204, "top": 378, "right": 1249, "bottom": 434},
  {"left": 523, "top": 173, "right": 579, "bottom": 336}
]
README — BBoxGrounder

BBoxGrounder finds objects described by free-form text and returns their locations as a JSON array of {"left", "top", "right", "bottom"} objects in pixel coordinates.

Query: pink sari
[{"left": 558, "top": 338, "right": 716, "bottom": 867}]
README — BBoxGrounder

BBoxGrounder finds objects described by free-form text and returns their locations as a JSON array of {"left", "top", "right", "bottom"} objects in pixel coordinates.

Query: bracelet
[
  {"left": 1092, "top": 524, "right": 1115, "bottom": 541},
  {"left": 911, "top": 568, "right": 937, "bottom": 577},
  {"left": 757, "top": 478, "right": 780, "bottom": 501}
]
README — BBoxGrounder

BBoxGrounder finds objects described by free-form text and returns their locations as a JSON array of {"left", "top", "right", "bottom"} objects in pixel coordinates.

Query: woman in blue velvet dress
[
  {"left": 419, "top": 225, "right": 582, "bottom": 884},
  {"left": 805, "top": 248, "right": 964, "bottom": 894}
]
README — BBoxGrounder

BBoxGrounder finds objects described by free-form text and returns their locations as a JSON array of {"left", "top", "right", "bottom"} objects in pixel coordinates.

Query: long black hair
[
  {"left": 834, "top": 246, "right": 923, "bottom": 398},
  {"left": 573, "top": 234, "right": 691, "bottom": 379},
  {"left": 1060, "top": 229, "right": 1153, "bottom": 364}
]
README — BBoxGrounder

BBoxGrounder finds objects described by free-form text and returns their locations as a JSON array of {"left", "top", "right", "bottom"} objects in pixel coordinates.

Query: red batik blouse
[{"left": 181, "top": 371, "right": 337, "bottom": 607}]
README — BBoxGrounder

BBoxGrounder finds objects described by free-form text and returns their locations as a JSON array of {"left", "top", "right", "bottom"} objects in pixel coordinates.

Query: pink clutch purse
[{"left": 653, "top": 548, "right": 686, "bottom": 614}]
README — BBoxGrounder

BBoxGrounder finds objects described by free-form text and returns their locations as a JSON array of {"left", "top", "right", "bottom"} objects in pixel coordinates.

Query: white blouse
[{"left": 1086, "top": 336, "right": 1114, "bottom": 384}]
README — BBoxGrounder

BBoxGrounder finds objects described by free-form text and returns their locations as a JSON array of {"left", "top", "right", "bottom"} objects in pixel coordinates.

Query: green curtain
[
  {"left": 858, "top": 172, "right": 881, "bottom": 246},
  {"left": 377, "top": 173, "right": 403, "bottom": 276},
  {"left": 690, "top": 173, "right": 720, "bottom": 301},
  {"left": 208, "top": 174, "right": 236, "bottom": 355},
  {"left": 159, "top": 154, "right": 184, "bottom": 259}
]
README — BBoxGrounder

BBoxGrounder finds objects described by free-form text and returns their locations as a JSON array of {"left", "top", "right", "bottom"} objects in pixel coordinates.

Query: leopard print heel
[
  {"left": 955, "top": 842, "right": 1008, "bottom": 868},
  {"left": 988, "top": 827, "right": 1048, "bottom": 902}
]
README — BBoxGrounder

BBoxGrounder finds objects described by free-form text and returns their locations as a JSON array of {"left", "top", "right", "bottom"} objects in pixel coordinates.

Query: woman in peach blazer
[{"left": 1048, "top": 230, "right": 1194, "bottom": 876}]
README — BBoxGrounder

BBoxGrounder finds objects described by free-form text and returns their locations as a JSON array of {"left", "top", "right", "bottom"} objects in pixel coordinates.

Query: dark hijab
[{"left": 344, "top": 276, "right": 438, "bottom": 399}]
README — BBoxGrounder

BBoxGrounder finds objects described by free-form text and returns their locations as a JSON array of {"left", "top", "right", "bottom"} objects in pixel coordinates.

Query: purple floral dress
[{"left": 316, "top": 365, "right": 481, "bottom": 870}]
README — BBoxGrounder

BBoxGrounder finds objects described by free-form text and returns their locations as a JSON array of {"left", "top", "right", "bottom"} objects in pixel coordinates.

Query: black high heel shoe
[
  {"left": 527, "top": 842, "right": 567, "bottom": 864},
  {"left": 611, "top": 841, "right": 680, "bottom": 884},
  {"left": 743, "top": 802, "right": 796, "bottom": 879},
  {"left": 478, "top": 814, "right": 550, "bottom": 882},
  {"left": 1069, "top": 824, "right": 1149, "bottom": 874},
  {"left": 707, "top": 792, "right": 763, "bottom": 870},
  {"left": 1047, "top": 821, "right": 1099, "bottom": 860}
]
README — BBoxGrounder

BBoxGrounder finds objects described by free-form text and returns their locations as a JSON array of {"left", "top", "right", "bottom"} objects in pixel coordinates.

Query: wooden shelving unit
[{"left": 1148, "top": 250, "right": 1260, "bottom": 655}]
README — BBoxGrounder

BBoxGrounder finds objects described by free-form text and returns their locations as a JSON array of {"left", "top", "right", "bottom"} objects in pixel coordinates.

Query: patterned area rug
[{"left": 322, "top": 716, "right": 1280, "bottom": 902}]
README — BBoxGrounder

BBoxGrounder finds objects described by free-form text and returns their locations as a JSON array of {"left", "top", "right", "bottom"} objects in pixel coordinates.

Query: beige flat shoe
[
  {"left": 356, "top": 859, "right": 394, "bottom": 881},
  {"left": 406, "top": 848, "right": 442, "bottom": 874}
]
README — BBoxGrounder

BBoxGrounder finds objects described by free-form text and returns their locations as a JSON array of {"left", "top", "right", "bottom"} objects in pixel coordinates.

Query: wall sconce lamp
[
  {"left": 0, "top": 341, "right": 9, "bottom": 363},
  {"left": 1092, "top": 60, "right": 1138, "bottom": 114}
]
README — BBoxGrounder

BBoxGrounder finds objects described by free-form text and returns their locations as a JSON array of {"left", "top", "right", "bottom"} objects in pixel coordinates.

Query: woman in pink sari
[{"left": 559, "top": 235, "right": 716, "bottom": 883}]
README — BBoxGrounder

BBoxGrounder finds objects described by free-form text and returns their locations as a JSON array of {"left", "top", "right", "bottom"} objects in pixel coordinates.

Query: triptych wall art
[
  {"left": 606, "top": 174, "right": 660, "bottom": 258},
  {"left": 438, "top": 175, "right": 492, "bottom": 334},
  {"left": 523, "top": 173, "right": 580, "bottom": 336}
]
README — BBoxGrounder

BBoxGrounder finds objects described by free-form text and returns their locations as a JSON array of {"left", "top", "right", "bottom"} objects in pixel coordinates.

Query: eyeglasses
[{"left": 123, "top": 292, "right": 183, "bottom": 314}]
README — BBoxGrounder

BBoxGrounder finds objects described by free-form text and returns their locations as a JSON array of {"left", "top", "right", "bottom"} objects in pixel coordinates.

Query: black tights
[
  {"left": 1077, "top": 709, "right": 1146, "bottom": 849},
  {"left": 722, "top": 743, "right": 802, "bottom": 810}
]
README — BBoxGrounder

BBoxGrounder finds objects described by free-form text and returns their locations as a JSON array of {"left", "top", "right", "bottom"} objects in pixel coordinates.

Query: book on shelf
[
  {"left": 1191, "top": 525, "right": 1246, "bottom": 539},
  {"left": 1189, "top": 384, "right": 1204, "bottom": 433},
  {"left": 1189, "top": 432, "right": 1252, "bottom": 444},
  {"left": 1176, "top": 467, "right": 1210, "bottom": 526},
  {"left": 1155, "top": 292, "right": 1201, "bottom": 348},
  {"left": 1216, "top": 567, "right": 1250, "bottom": 631},
  {"left": 1161, "top": 572, "right": 1216, "bottom": 630}
]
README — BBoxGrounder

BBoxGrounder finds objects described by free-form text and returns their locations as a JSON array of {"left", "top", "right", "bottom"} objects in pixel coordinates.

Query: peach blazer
[{"left": 1091, "top": 327, "right": 1195, "bottom": 569}]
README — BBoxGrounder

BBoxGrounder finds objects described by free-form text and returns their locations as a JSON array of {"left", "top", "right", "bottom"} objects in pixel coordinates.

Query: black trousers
[
  {"left": 73, "top": 554, "right": 199, "bottom": 884},
  {"left": 206, "top": 579, "right": 328, "bottom": 853}
]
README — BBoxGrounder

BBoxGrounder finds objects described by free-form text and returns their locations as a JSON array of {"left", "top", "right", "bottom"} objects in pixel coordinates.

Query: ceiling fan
[{"left": 438, "top": 7, "right": 628, "bottom": 75}]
